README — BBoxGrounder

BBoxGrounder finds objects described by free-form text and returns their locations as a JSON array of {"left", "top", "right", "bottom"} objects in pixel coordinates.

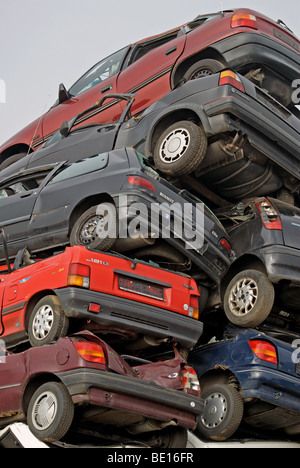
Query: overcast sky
[{"left": 0, "top": 0, "right": 299, "bottom": 146}]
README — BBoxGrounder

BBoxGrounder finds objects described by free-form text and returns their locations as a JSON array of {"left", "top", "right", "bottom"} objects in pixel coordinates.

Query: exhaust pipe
[{"left": 127, "top": 419, "right": 178, "bottom": 435}]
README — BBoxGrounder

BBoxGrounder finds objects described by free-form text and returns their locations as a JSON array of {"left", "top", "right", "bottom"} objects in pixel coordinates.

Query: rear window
[{"left": 48, "top": 153, "right": 109, "bottom": 184}]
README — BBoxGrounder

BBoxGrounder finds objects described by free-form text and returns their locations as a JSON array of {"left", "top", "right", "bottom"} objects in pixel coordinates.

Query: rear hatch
[{"left": 270, "top": 198, "right": 300, "bottom": 249}]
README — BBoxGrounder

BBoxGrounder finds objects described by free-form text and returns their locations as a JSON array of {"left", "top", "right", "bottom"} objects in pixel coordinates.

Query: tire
[
  {"left": 70, "top": 202, "right": 118, "bottom": 251},
  {"left": 198, "top": 383, "right": 244, "bottom": 441},
  {"left": 145, "top": 427, "right": 188, "bottom": 448},
  {"left": 182, "top": 59, "right": 223, "bottom": 81},
  {"left": 27, "top": 381, "right": 74, "bottom": 442},
  {"left": 134, "top": 242, "right": 188, "bottom": 271},
  {"left": 153, "top": 120, "right": 207, "bottom": 177},
  {"left": 0, "top": 152, "right": 27, "bottom": 170},
  {"left": 224, "top": 269, "right": 275, "bottom": 327},
  {"left": 28, "top": 295, "right": 69, "bottom": 347}
]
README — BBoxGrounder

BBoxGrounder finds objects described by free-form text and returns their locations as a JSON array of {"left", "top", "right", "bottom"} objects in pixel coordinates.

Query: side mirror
[
  {"left": 59, "top": 121, "right": 70, "bottom": 137},
  {"left": 58, "top": 83, "right": 70, "bottom": 104}
]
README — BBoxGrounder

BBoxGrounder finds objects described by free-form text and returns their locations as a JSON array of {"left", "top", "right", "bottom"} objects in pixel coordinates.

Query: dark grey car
[
  {"left": 0, "top": 147, "right": 231, "bottom": 289},
  {"left": 2, "top": 71, "right": 299, "bottom": 207}
]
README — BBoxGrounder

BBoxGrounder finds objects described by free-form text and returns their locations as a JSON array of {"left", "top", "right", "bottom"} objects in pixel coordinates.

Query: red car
[
  {"left": 1, "top": 8, "right": 299, "bottom": 168},
  {"left": 0, "top": 330, "right": 202, "bottom": 446},
  {"left": 0, "top": 241, "right": 202, "bottom": 350}
]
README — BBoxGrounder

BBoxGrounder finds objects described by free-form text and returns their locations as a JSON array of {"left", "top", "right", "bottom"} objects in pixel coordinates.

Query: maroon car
[{"left": 0, "top": 331, "right": 202, "bottom": 447}]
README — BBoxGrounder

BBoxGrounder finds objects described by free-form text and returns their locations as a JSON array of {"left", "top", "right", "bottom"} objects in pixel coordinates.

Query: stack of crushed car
[{"left": 0, "top": 8, "right": 299, "bottom": 447}]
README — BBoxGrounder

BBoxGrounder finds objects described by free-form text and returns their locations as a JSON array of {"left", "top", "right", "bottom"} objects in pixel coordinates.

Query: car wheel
[
  {"left": 198, "top": 383, "right": 244, "bottom": 441},
  {"left": 182, "top": 58, "right": 223, "bottom": 81},
  {"left": 224, "top": 269, "right": 275, "bottom": 327},
  {"left": 28, "top": 295, "right": 69, "bottom": 347},
  {"left": 153, "top": 120, "right": 207, "bottom": 176},
  {"left": 70, "top": 203, "right": 118, "bottom": 251},
  {"left": 27, "top": 381, "right": 74, "bottom": 442},
  {"left": 143, "top": 427, "right": 188, "bottom": 448},
  {"left": 0, "top": 152, "right": 27, "bottom": 170}
]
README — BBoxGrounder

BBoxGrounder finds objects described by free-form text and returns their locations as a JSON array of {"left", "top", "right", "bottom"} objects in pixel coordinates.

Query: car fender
[{"left": 143, "top": 103, "right": 214, "bottom": 158}]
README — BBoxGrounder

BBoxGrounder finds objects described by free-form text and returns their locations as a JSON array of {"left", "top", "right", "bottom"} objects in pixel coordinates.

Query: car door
[
  {"left": 0, "top": 169, "right": 51, "bottom": 258},
  {"left": 0, "top": 351, "right": 26, "bottom": 416},
  {"left": 41, "top": 46, "right": 130, "bottom": 143},
  {"left": 116, "top": 31, "right": 186, "bottom": 116}
]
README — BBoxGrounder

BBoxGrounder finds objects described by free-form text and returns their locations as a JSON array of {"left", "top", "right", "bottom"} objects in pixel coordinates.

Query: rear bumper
[
  {"left": 260, "top": 245, "right": 300, "bottom": 285},
  {"left": 236, "top": 367, "right": 300, "bottom": 414},
  {"left": 56, "top": 368, "right": 203, "bottom": 430},
  {"left": 212, "top": 32, "right": 300, "bottom": 80},
  {"left": 55, "top": 287, "right": 203, "bottom": 348}
]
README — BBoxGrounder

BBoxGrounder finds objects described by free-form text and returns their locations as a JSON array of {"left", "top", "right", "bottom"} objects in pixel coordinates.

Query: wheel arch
[
  {"left": 145, "top": 107, "right": 205, "bottom": 157},
  {"left": 67, "top": 193, "right": 115, "bottom": 236},
  {"left": 221, "top": 254, "right": 267, "bottom": 298},
  {"left": 0, "top": 144, "right": 32, "bottom": 161},
  {"left": 199, "top": 367, "right": 241, "bottom": 392},
  {"left": 22, "top": 373, "right": 62, "bottom": 414},
  {"left": 24, "top": 289, "right": 58, "bottom": 332},
  {"left": 171, "top": 47, "right": 227, "bottom": 88}
]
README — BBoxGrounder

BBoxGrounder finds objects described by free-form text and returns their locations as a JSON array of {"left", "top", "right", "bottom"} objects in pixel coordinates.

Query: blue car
[{"left": 188, "top": 325, "right": 300, "bottom": 441}]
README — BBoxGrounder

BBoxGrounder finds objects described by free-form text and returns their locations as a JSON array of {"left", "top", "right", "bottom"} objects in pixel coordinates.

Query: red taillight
[
  {"left": 181, "top": 366, "right": 201, "bottom": 396},
  {"left": 249, "top": 340, "right": 278, "bottom": 365},
  {"left": 255, "top": 198, "right": 283, "bottom": 230},
  {"left": 219, "top": 70, "right": 245, "bottom": 93},
  {"left": 68, "top": 263, "right": 90, "bottom": 288},
  {"left": 220, "top": 237, "right": 231, "bottom": 254},
  {"left": 188, "top": 295, "right": 199, "bottom": 320},
  {"left": 231, "top": 13, "right": 257, "bottom": 29},
  {"left": 74, "top": 341, "right": 106, "bottom": 364},
  {"left": 128, "top": 176, "right": 156, "bottom": 192}
]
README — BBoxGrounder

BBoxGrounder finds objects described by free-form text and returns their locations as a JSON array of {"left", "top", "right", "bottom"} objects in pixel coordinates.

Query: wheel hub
[
  {"left": 80, "top": 216, "right": 104, "bottom": 244},
  {"left": 201, "top": 392, "right": 227, "bottom": 429},
  {"left": 32, "top": 305, "right": 54, "bottom": 341},
  {"left": 31, "top": 391, "right": 58, "bottom": 430},
  {"left": 159, "top": 128, "right": 190, "bottom": 163},
  {"left": 229, "top": 278, "right": 258, "bottom": 317}
]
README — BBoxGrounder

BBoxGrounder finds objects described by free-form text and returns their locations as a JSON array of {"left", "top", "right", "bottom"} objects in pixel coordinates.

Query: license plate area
[{"left": 118, "top": 275, "right": 164, "bottom": 301}]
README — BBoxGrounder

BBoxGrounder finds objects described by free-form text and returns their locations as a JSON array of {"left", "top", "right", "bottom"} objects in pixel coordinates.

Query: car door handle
[
  {"left": 165, "top": 46, "right": 177, "bottom": 56},
  {"left": 101, "top": 84, "right": 113, "bottom": 94},
  {"left": 20, "top": 192, "right": 32, "bottom": 198}
]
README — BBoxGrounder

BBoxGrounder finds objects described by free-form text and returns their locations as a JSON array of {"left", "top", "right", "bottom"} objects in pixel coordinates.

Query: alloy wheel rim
[
  {"left": 159, "top": 128, "right": 191, "bottom": 164},
  {"left": 31, "top": 391, "right": 58, "bottom": 431},
  {"left": 201, "top": 392, "right": 228, "bottom": 429},
  {"left": 229, "top": 277, "right": 259, "bottom": 317},
  {"left": 32, "top": 305, "right": 54, "bottom": 341},
  {"left": 80, "top": 215, "right": 104, "bottom": 244},
  {"left": 191, "top": 68, "right": 214, "bottom": 79}
]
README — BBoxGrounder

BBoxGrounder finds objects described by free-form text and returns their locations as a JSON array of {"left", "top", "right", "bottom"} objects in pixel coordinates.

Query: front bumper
[
  {"left": 56, "top": 367, "right": 203, "bottom": 430},
  {"left": 259, "top": 245, "right": 300, "bottom": 285},
  {"left": 55, "top": 287, "right": 203, "bottom": 348}
]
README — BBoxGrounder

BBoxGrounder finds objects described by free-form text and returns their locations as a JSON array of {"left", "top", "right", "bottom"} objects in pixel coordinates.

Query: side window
[
  {"left": 0, "top": 171, "right": 51, "bottom": 198},
  {"left": 128, "top": 33, "right": 179, "bottom": 66},
  {"left": 69, "top": 47, "right": 128, "bottom": 97}
]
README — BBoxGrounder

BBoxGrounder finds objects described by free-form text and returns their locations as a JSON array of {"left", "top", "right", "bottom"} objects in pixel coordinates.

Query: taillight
[
  {"left": 74, "top": 341, "right": 106, "bottom": 364},
  {"left": 220, "top": 237, "right": 231, "bottom": 255},
  {"left": 231, "top": 13, "right": 257, "bottom": 29},
  {"left": 255, "top": 198, "right": 282, "bottom": 230},
  {"left": 68, "top": 263, "right": 90, "bottom": 288},
  {"left": 128, "top": 175, "right": 156, "bottom": 192},
  {"left": 188, "top": 295, "right": 199, "bottom": 320},
  {"left": 219, "top": 70, "right": 245, "bottom": 93},
  {"left": 249, "top": 340, "right": 278, "bottom": 365},
  {"left": 181, "top": 366, "right": 201, "bottom": 396}
]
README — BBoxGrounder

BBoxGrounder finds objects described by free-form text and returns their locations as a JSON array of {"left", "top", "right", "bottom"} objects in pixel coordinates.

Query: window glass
[
  {"left": 129, "top": 33, "right": 179, "bottom": 65},
  {"left": 49, "top": 153, "right": 109, "bottom": 185},
  {"left": 69, "top": 47, "right": 128, "bottom": 97}
]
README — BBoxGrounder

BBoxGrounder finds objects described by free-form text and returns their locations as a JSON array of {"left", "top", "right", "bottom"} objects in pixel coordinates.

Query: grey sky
[{"left": 0, "top": 0, "right": 299, "bottom": 146}]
